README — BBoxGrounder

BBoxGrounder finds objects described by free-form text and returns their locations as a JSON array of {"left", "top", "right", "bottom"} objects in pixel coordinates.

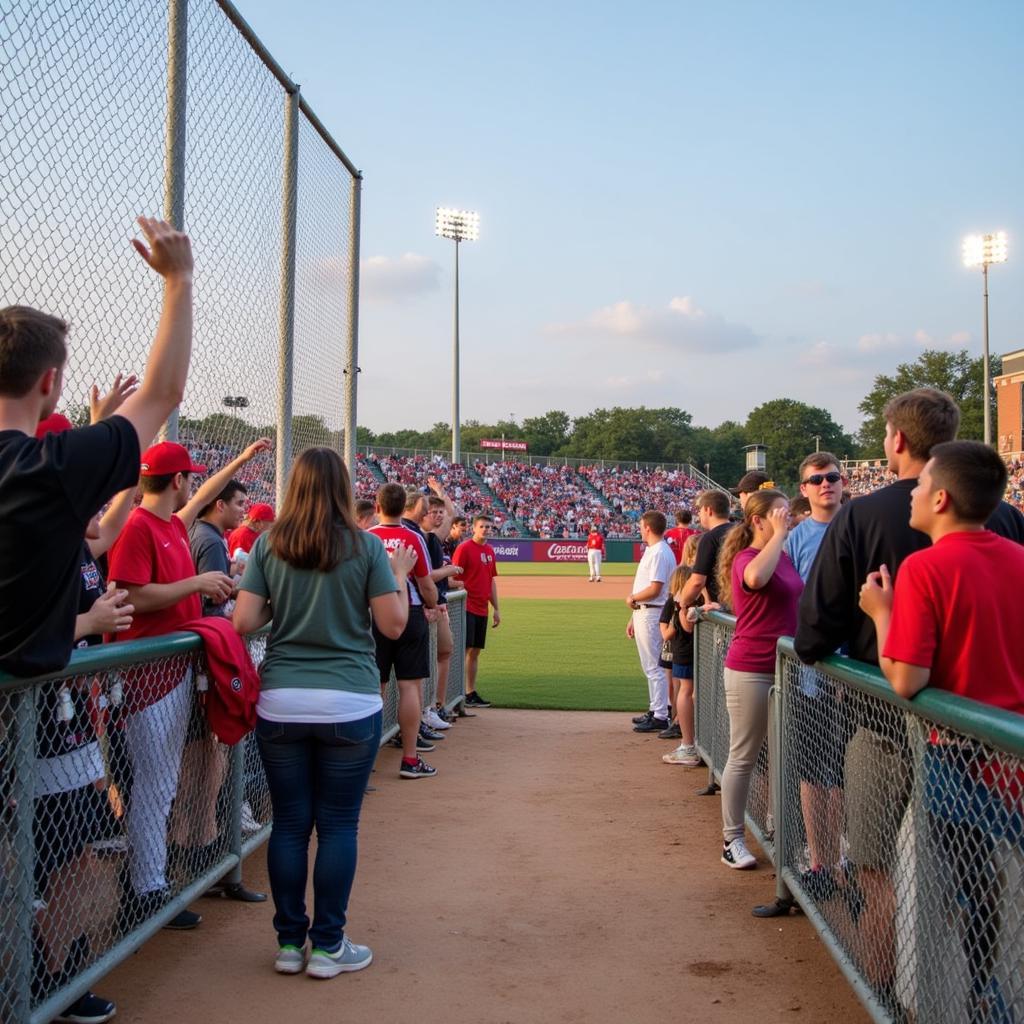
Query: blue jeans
[{"left": 256, "top": 712, "right": 382, "bottom": 951}]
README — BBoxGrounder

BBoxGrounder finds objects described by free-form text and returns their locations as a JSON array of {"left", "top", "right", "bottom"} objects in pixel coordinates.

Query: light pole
[
  {"left": 435, "top": 207, "right": 480, "bottom": 463},
  {"left": 963, "top": 231, "right": 1009, "bottom": 445},
  {"left": 813, "top": 434, "right": 821, "bottom": 453}
]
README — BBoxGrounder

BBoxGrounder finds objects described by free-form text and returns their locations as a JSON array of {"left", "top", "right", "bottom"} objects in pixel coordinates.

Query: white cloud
[
  {"left": 361, "top": 252, "right": 441, "bottom": 302},
  {"left": 547, "top": 295, "right": 759, "bottom": 353}
]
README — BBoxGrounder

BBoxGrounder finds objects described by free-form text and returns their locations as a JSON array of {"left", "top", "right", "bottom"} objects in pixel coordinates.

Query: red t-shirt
[
  {"left": 586, "top": 532, "right": 605, "bottom": 552},
  {"left": 226, "top": 523, "right": 260, "bottom": 556},
  {"left": 883, "top": 530, "right": 1024, "bottom": 713},
  {"left": 366, "top": 523, "right": 431, "bottom": 606},
  {"left": 664, "top": 526, "right": 698, "bottom": 565},
  {"left": 107, "top": 507, "right": 202, "bottom": 710},
  {"left": 453, "top": 539, "right": 498, "bottom": 616},
  {"left": 725, "top": 547, "right": 803, "bottom": 674}
]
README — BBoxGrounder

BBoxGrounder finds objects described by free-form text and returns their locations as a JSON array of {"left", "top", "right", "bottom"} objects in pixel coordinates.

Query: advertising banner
[
  {"left": 479, "top": 439, "right": 528, "bottom": 452},
  {"left": 488, "top": 540, "right": 534, "bottom": 562},
  {"left": 534, "top": 541, "right": 589, "bottom": 563}
]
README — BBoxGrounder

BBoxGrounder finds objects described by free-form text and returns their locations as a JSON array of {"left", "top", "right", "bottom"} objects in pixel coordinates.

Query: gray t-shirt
[
  {"left": 189, "top": 518, "right": 229, "bottom": 617},
  {"left": 240, "top": 530, "right": 397, "bottom": 693}
]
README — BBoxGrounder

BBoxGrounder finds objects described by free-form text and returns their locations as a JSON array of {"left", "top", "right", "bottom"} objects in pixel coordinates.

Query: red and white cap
[{"left": 140, "top": 441, "right": 208, "bottom": 477}]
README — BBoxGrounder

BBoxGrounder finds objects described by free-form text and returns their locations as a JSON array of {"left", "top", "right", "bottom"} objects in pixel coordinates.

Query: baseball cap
[
  {"left": 139, "top": 441, "right": 207, "bottom": 477},
  {"left": 730, "top": 471, "right": 773, "bottom": 496},
  {"left": 35, "top": 413, "right": 74, "bottom": 438},
  {"left": 248, "top": 502, "right": 275, "bottom": 523}
]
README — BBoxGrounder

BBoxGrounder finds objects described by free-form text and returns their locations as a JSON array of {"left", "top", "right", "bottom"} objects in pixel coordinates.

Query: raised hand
[
  {"left": 132, "top": 217, "right": 193, "bottom": 281},
  {"left": 241, "top": 437, "right": 273, "bottom": 461},
  {"left": 90, "top": 373, "right": 140, "bottom": 423},
  {"left": 388, "top": 542, "right": 419, "bottom": 579}
]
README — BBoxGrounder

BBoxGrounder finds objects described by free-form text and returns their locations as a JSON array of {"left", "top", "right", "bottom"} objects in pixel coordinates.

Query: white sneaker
[
  {"left": 422, "top": 707, "right": 451, "bottom": 731},
  {"left": 275, "top": 944, "right": 306, "bottom": 974},
  {"left": 662, "top": 744, "right": 701, "bottom": 767},
  {"left": 306, "top": 936, "right": 373, "bottom": 978},
  {"left": 722, "top": 837, "right": 757, "bottom": 870},
  {"left": 241, "top": 801, "right": 262, "bottom": 835}
]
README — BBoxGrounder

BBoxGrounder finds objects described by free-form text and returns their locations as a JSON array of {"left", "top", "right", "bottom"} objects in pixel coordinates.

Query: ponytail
[{"left": 715, "top": 488, "right": 787, "bottom": 610}]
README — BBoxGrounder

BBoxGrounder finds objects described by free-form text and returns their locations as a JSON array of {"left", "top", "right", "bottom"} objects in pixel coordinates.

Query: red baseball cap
[
  {"left": 248, "top": 503, "right": 275, "bottom": 522},
  {"left": 35, "top": 413, "right": 74, "bottom": 438},
  {"left": 140, "top": 441, "right": 207, "bottom": 477}
]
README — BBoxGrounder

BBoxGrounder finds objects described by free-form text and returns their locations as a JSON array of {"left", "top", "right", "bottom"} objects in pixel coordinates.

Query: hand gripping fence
[
  {"left": 694, "top": 609, "right": 1024, "bottom": 1024},
  {"left": 0, "top": 590, "right": 466, "bottom": 1023}
]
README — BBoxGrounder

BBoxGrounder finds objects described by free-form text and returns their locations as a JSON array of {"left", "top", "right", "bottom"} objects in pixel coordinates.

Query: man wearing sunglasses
[{"left": 785, "top": 454, "right": 844, "bottom": 581}]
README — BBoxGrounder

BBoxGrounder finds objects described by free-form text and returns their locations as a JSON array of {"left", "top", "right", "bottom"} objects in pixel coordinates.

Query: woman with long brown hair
[
  {"left": 716, "top": 488, "right": 803, "bottom": 870},
  {"left": 233, "top": 448, "right": 416, "bottom": 979}
]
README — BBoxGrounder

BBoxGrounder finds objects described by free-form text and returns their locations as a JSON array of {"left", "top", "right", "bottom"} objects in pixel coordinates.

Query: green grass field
[
  {"left": 497, "top": 561, "right": 634, "bottom": 576},
  {"left": 480, "top": 597, "right": 645, "bottom": 710}
]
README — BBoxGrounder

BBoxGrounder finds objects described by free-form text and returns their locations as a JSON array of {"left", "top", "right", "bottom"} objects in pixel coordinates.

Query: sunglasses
[{"left": 802, "top": 471, "right": 842, "bottom": 486}]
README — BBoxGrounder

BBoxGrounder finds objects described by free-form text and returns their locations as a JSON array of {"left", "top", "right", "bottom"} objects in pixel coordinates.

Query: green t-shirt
[{"left": 240, "top": 529, "right": 397, "bottom": 693}]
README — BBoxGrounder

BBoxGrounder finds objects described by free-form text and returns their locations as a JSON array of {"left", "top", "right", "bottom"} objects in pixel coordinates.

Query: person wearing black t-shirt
[
  {"left": 793, "top": 388, "right": 1024, "bottom": 1016},
  {"left": 677, "top": 489, "right": 733, "bottom": 608},
  {"left": 0, "top": 217, "right": 196, "bottom": 677}
]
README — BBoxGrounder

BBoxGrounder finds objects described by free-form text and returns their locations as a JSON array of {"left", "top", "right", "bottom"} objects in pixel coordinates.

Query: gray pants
[{"left": 722, "top": 668, "right": 772, "bottom": 843}]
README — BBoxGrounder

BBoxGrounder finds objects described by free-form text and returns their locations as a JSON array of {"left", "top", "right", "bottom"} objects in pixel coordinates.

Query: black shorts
[
  {"left": 373, "top": 606, "right": 429, "bottom": 681},
  {"left": 465, "top": 611, "right": 489, "bottom": 650}
]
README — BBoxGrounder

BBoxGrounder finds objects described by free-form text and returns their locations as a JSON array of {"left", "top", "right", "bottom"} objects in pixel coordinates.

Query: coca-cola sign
[{"left": 542, "top": 541, "right": 588, "bottom": 562}]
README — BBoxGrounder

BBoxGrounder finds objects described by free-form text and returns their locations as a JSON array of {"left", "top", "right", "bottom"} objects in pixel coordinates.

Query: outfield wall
[{"left": 491, "top": 539, "right": 642, "bottom": 562}]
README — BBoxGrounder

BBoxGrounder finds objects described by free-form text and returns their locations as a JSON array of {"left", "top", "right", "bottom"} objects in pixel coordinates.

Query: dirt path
[
  {"left": 499, "top": 576, "right": 633, "bottom": 600},
  {"left": 105, "top": 711, "right": 868, "bottom": 1023}
]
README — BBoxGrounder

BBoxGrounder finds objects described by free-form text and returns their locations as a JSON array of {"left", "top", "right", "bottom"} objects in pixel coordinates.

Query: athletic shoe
[
  {"left": 658, "top": 721, "right": 682, "bottom": 740},
  {"left": 722, "top": 837, "right": 757, "bottom": 870},
  {"left": 164, "top": 908, "right": 202, "bottom": 930},
  {"left": 275, "top": 944, "right": 306, "bottom": 974},
  {"left": 633, "top": 716, "right": 669, "bottom": 733},
  {"left": 388, "top": 733, "right": 403, "bottom": 749},
  {"left": 799, "top": 866, "right": 836, "bottom": 902},
  {"left": 415, "top": 733, "right": 435, "bottom": 752},
  {"left": 596, "top": 577, "right": 601, "bottom": 582},
  {"left": 662, "top": 745, "right": 702, "bottom": 767},
  {"left": 434, "top": 704, "right": 453, "bottom": 724},
  {"left": 399, "top": 757, "right": 437, "bottom": 780},
  {"left": 423, "top": 707, "right": 451, "bottom": 731},
  {"left": 306, "top": 936, "right": 373, "bottom": 978},
  {"left": 464, "top": 691, "right": 491, "bottom": 708},
  {"left": 54, "top": 992, "right": 116, "bottom": 1023},
  {"left": 631, "top": 710, "right": 654, "bottom": 724},
  {"left": 418, "top": 722, "right": 444, "bottom": 742},
  {"left": 240, "top": 800, "right": 262, "bottom": 836}
]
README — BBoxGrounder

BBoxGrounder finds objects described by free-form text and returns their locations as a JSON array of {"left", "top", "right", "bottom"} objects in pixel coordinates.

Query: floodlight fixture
[
  {"left": 962, "top": 230, "right": 1009, "bottom": 445},
  {"left": 435, "top": 207, "right": 480, "bottom": 243}
]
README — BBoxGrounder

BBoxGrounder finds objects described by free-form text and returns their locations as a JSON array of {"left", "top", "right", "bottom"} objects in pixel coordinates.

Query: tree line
[{"left": 140, "top": 348, "right": 995, "bottom": 490}]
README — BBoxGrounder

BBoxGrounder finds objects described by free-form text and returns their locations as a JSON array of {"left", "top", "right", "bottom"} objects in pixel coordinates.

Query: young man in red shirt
[
  {"left": 226, "top": 502, "right": 275, "bottom": 559},
  {"left": 664, "top": 510, "right": 698, "bottom": 566},
  {"left": 108, "top": 436, "right": 271, "bottom": 926},
  {"left": 367, "top": 483, "right": 439, "bottom": 779},
  {"left": 453, "top": 514, "right": 500, "bottom": 708},
  {"left": 860, "top": 440, "right": 1024, "bottom": 1024},
  {"left": 585, "top": 524, "right": 606, "bottom": 582}
]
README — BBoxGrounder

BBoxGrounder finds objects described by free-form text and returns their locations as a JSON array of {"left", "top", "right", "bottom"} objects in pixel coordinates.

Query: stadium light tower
[
  {"left": 436, "top": 207, "right": 479, "bottom": 462},
  {"left": 963, "top": 231, "right": 1009, "bottom": 445}
]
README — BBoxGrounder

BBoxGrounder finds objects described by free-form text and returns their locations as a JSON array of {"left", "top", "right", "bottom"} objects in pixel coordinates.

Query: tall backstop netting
[{"left": 0, "top": 0, "right": 361, "bottom": 500}]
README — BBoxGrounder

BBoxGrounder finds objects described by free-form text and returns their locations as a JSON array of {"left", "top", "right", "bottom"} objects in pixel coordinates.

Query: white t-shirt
[{"left": 632, "top": 539, "right": 676, "bottom": 607}]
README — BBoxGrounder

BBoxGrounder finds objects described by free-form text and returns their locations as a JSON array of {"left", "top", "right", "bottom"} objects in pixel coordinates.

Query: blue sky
[{"left": 240, "top": 0, "right": 1024, "bottom": 435}]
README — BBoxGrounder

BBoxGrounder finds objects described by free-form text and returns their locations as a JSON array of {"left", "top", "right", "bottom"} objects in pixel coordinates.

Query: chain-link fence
[
  {"left": 693, "top": 612, "right": 1024, "bottom": 1024},
  {"left": 0, "top": 0, "right": 361, "bottom": 504},
  {"left": 0, "top": 593, "right": 467, "bottom": 1023}
]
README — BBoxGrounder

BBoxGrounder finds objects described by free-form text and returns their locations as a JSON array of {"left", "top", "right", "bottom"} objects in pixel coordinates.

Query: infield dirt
[
  {"left": 105, "top": 710, "right": 868, "bottom": 1023},
  {"left": 498, "top": 574, "right": 633, "bottom": 600}
]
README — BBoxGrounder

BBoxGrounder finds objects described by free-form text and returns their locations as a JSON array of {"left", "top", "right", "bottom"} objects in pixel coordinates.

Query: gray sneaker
[
  {"left": 306, "top": 936, "right": 373, "bottom": 978},
  {"left": 662, "top": 744, "right": 701, "bottom": 767}
]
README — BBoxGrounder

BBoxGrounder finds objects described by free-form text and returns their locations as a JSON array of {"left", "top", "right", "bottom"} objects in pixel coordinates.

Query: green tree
[
  {"left": 521, "top": 410, "right": 571, "bottom": 455},
  {"left": 559, "top": 406, "right": 693, "bottom": 462},
  {"left": 856, "top": 349, "right": 999, "bottom": 456},
  {"left": 688, "top": 421, "right": 750, "bottom": 487},
  {"left": 745, "top": 400, "right": 854, "bottom": 488}
]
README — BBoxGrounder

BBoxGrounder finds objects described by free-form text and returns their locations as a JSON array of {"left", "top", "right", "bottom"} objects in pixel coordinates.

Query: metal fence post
[
  {"left": 8, "top": 688, "right": 36, "bottom": 1022},
  {"left": 276, "top": 87, "right": 299, "bottom": 506},
  {"left": 342, "top": 174, "right": 361, "bottom": 471},
  {"left": 160, "top": 0, "right": 188, "bottom": 444},
  {"left": 771, "top": 651, "right": 792, "bottom": 904}
]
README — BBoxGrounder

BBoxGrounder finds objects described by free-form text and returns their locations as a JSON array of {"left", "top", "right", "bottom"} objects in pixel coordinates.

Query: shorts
[
  {"left": 672, "top": 662, "right": 693, "bottom": 680},
  {"left": 465, "top": 611, "right": 489, "bottom": 650},
  {"left": 373, "top": 606, "right": 429, "bottom": 681},
  {"left": 792, "top": 683, "right": 853, "bottom": 788},
  {"left": 844, "top": 727, "right": 912, "bottom": 869},
  {"left": 33, "top": 783, "right": 119, "bottom": 896}
]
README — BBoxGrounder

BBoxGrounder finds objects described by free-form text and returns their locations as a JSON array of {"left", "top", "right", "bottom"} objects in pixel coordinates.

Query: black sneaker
[
  {"left": 388, "top": 732, "right": 403, "bottom": 749},
  {"left": 399, "top": 757, "right": 437, "bottom": 779},
  {"left": 658, "top": 721, "right": 682, "bottom": 740},
  {"left": 55, "top": 991, "right": 116, "bottom": 1024},
  {"left": 419, "top": 722, "right": 444, "bottom": 742},
  {"left": 464, "top": 691, "right": 492, "bottom": 708},
  {"left": 631, "top": 710, "right": 654, "bottom": 724},
  {"left": 434, "top": 704, "right": 453, "bottom": 724},
  {"left": 633, "top": 716, "right": 669, "bottom": 733},
  {"left": 164, "top": 908, "right": 202, "bottom": 930},
  {"left": 416, "top": 733, "right": 435, "bottom": 752}
]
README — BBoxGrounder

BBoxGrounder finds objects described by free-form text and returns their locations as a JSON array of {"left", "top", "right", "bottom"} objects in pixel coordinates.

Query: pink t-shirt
[{"left": 725, "top": 547, "right": 803, "bottom": 674}]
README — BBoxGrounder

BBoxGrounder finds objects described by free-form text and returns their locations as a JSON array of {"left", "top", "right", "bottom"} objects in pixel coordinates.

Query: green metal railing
[
  {"left": 694, "top": 609, "right": 1024, "bottom": 1024},
  {"left": 0, "top": 590, "right": 465, "bottom": 1024}
]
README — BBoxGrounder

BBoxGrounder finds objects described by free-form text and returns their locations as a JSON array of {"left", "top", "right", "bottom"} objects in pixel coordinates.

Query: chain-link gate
[{"left": 0, "top": 0, "right": 361, "bottom": 509}]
